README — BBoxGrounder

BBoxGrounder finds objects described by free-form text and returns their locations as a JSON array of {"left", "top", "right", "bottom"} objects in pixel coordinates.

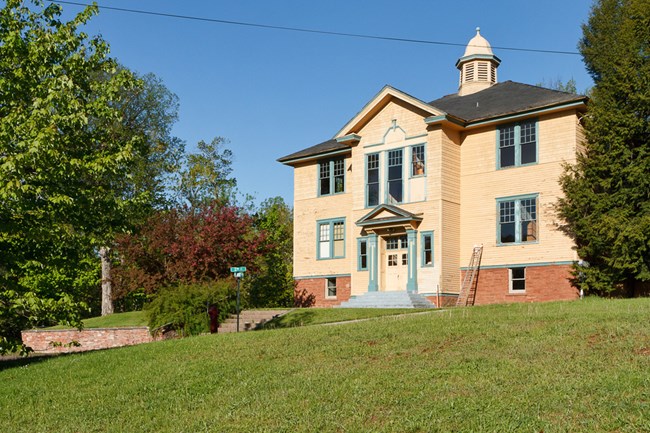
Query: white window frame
[
  {"left": 509, "top": 267, "right": 526, "bottom": 293},
  {"left": 326, "top": 277, "right": 337, "bottom": 298}
]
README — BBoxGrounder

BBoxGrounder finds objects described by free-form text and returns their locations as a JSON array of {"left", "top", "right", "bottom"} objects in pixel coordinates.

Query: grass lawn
[
  {"left": 2, "top": 298, "right": 649, "bottom": 432},
  {"left": 264, "top": 307, "right": 428, "bottom": 328},
  {"left": 49, "top": 311, "right": 148, "bottom": 329}
]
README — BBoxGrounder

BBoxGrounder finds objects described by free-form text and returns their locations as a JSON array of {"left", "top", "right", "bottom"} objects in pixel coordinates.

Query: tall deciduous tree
[
  {"left": 177, "top": 137, "right": 236, "bottom": 208},
  {"left": 0, "top": 1, "right": 147, "bottom": 353},
  {"left": 97, "top": 70, "right": 184, "bottom": 315},
  {"left": 557, "top": 0, "right": 650, "bottom": 295}
]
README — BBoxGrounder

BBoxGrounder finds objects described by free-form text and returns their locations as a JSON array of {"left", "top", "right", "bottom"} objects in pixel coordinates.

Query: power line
[{"left": 51, "top": 0, "right": 580, "bottom": 56}]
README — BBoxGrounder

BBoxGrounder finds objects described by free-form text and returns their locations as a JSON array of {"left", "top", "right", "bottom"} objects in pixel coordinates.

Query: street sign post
[{"left": 230, "top": 266, "right": 247, "bottom": 332}]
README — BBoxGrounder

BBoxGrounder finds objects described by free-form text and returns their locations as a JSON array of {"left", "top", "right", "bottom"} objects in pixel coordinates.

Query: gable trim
[
  {"left": 356, "top": 204, "right": 423, "bottom": 230},
  {"left": 335, "top": 85, "right": 444, "bottom": 138}
]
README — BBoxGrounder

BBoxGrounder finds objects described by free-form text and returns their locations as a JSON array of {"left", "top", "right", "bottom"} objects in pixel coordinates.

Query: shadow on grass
[
  {"left": 262, "top": 310, "right": 317, "bottom": 329},
  {"left": 0, "top": 352, "right": 71, "bottom": 372}
]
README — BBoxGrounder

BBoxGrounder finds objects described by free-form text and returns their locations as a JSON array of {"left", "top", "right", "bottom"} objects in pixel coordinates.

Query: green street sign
[{"left": 230, "top": 266, "right": 247, "bottom": 273}]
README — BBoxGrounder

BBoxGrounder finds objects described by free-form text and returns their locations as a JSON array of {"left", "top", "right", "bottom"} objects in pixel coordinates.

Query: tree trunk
[{"left": 99, "top": 246, "right": 114, "bottom": 316}]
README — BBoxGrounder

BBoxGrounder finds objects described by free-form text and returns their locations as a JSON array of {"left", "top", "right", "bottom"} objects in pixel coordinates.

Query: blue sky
[{"left": 57, "top": 0, "right": 594, "bottom": 206}]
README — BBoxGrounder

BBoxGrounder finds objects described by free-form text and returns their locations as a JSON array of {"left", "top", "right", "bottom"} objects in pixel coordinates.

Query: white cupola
[{"left": 456, "top": 28, "right": 501, "bottom": 96}]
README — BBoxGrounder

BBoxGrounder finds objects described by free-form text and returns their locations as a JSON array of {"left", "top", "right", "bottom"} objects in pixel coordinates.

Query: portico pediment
[{"left": 356, "top": 204, "right": 423, "bottom": 233}]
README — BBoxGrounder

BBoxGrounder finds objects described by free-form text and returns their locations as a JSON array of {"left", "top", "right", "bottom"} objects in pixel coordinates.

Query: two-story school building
[{"left": 278, "top": 29, "right": 587, "bottom": 307}]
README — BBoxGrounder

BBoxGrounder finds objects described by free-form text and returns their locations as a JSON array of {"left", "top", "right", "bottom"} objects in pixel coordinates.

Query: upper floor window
[
  {"left": 387, "top": 149, "right": 403, "bottom": 203},
  {"left": 498, "top": 195, "right": 538, "bottom": 244},
  {"left": 318, "top": 218, "right": 345, "bottom": 259},
  {"left": 319, "top": 159, "right": 345, "bottom": 196},
  {"left": 366, "top": 153, "right": 380, "bottom": 207},
  {"left": 498, "top": 120, "right": 537, "bottom": 169},
  {"left": 411, "top": 145, "right": 425, "bottom": 177}
]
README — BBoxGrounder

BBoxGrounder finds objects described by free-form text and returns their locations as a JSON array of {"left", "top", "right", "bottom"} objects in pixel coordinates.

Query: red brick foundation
[
  {"left": 462, "top": 264, "right": 578, "bottom": 305},
  {"left": 21, "top": 327, "right": 161, "bottom": 354},
  {"left": 295, "top": 276, "right": 351, "bottom": 307}
]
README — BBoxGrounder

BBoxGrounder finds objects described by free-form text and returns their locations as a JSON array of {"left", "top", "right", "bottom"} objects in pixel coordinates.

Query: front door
[{"left": 384, "top": 235, "right": 408, "bottom": 291}]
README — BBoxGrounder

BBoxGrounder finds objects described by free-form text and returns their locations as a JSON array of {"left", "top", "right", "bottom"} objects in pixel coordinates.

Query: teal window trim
[
  {"left": 420, "top": 231, "right": 434, "bottom": 267},
  {"left": 365, "top": 152, "right": 380, "bottom": 208},
  {"left": 410, "top": 143, "right": 426, "bottom": 178},
  {"left": 318, "top": 158, "right": 345, "bottom": 196},
  {"left": 357, "top": 237, "right": 368, "bottom": 271},
  {"left": 496, "top": 119, "right": 538, "bottom": 169},
  {"left": 317, "top": 217, "right": 346, "bottom": 260},
  {"left": 496, "top": 194, "right": 539, "bottom": 245},
  {"left": 386, "top": 148, "right": 404, "bottom": 204}
]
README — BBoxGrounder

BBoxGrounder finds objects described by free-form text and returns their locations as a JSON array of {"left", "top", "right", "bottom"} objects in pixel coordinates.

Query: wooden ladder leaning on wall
[{"left": 456, "top": 245, "right": 483, "bottom": 307}]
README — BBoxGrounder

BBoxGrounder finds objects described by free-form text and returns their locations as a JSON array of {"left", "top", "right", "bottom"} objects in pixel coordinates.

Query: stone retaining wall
[{"left": 21, "top": 327, "right": 159, "bottom": 354}]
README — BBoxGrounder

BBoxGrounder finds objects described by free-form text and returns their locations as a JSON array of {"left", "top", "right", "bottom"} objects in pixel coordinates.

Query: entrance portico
[{"left": 356, "top": 205, "right": 422, "bottom": 293}]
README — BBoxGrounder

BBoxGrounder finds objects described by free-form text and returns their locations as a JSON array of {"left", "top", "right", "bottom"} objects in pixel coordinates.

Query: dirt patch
[{"left": 634, "top": 347, "right": 650, "bottom": 356}]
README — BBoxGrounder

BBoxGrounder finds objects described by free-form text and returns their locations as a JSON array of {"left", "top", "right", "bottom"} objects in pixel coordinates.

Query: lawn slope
[{"left": 1, "top": 298, "right": 649, "bottom": 432}]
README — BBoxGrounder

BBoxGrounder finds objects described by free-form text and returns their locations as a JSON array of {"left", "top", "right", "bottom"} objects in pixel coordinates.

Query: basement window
[
  {"left": 509, "top": 267, "right": 526, "bottom": 293},
  {"left": 326, "top": 278, "right": 337, "bottom": 298}
]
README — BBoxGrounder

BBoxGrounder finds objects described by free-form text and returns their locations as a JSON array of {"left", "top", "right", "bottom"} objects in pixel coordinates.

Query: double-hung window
[
  {"left": 326, "top": 277, "right": 337, "bottom": 298},
  {"left": 366, "top": 153, "right": 380, "bottom": 207},
  {"left": 318, "top": 219, "right": 345, "bottom": 259},
  {"left": 421, "top": 232, "right": 433, "bottom": 267},
  {"left": 387, "top": 149, "right": 403, "bottom": 203},
  {"left": 498, "top": 195, "right": 538, "bottom": 244},
  {"left": 411, "top": 145, "right": 425, "bottom": 176},
  {"left": 509, "top": 267, "right": 526, "bottom": 292},
  {"left": 319, "top": 159, "right": 345, "bottom": 195},
  {"left": 498, "top": 120, "right": 537, "bottom": 168},
  {"left": 358, "top": 238, "right": 368, "bottom": 271}
]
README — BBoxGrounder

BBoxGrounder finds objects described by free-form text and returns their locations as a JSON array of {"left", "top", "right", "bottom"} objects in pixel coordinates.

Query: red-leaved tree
[{"left": 113, "top": 203, "right": 268, "bottom": 299}]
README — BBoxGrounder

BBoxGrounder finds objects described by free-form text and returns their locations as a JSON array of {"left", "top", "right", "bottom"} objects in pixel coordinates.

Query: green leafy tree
[
  {"left": 536, "top": 78, "right": 579, "bottom": 94},
  {"left": 247, "top": 197, "right": 295, "bottom": 307},
  {"left": 0, "top": 1, "right": 148, "bottom": 353},
  {"left": 557, "top": 0, "right": 650, "bottom": 295},
  {"left": 177, "top": 137, "right": 237, "bottom": 208}
]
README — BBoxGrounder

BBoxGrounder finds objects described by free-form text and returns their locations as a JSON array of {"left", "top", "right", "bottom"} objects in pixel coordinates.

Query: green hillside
[{"left": 2, "top": 298, "right": 649, "bottom": 432}]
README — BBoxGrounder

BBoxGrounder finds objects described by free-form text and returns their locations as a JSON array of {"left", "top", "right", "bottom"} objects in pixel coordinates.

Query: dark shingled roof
[
  {"left": 279, "top": 81, "right": 587, "bottom": 164},
  {"left": 429, "top": 81, "right": 586, "bottom": 123},
  {"left": 277, "top": 138, "right": 348, "bottom": 164}
]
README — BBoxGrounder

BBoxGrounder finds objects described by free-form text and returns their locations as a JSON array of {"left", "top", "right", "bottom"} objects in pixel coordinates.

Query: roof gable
[{"left": 335, "top": 85, "right": 444, "bottom": 138}]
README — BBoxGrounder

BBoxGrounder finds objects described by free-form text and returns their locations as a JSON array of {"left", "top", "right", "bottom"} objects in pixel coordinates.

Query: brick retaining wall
[{"left": 21, "top": 327, "right": 160, "bottom": 354}]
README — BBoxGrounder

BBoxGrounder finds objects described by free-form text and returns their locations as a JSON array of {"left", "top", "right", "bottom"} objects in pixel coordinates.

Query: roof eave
[{"left": 464, "top": 99, "right": 588, "bottom": 128}]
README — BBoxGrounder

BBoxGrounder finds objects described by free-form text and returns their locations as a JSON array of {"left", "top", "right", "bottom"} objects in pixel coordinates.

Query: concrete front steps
[
  {"left": 337, "top": 291, "right": 436, "bottom": 309},
  {"left": 218, "top": 309, "right": 291, "bottom": 334}
]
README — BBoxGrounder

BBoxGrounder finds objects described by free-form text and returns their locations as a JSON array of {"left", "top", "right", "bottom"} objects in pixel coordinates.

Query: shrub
[{"left": 146, "top": 280, "right": 238, "bottom": 337}]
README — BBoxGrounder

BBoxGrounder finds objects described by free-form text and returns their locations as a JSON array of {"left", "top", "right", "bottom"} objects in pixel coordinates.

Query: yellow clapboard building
[{"left": 279, "top": 29, "right": 587, "bottom": 307}]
